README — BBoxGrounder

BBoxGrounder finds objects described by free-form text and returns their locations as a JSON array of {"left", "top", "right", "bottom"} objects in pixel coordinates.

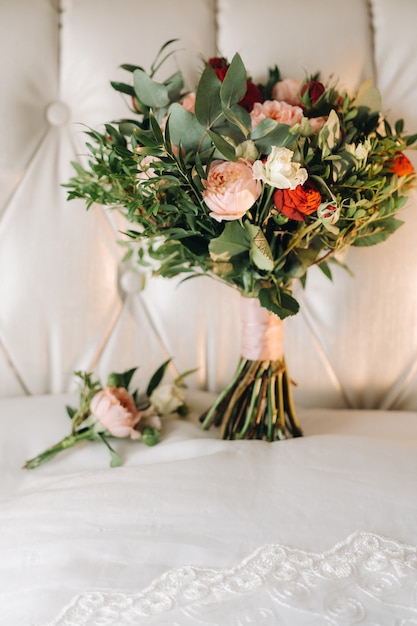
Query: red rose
[
  {"left": 238, "top": 80, "right": 263, "bottom": 112},
  {"left": 300, "top": 80, "right": 325, "bottom": 105},
  {"left": 390, "top": 153, "right": 414, "bottom": 177},
  {"left": 208, "top": 57, "right": 228, "bottom": 70},
  {"left": 274, "top": 180, "right": 322, "bottom": 221}
]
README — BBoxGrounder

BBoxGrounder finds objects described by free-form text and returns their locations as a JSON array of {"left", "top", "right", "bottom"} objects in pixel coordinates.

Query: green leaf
[
  {"left": 258, "top": 287, "right": 300, "bottom": 319},
  {"left": 220, "top": 53, "right": 247, "bottom": 109},
  {"left": 245, "top": 223, "right": 274, "bottom": 271},
  {"left": 99, "top": 434, "right": 122, "bottom": 468},
  {"left": 167, "top": 104, "right": 210, "bottom": 153},
  {"left": 223, "top": 104, "right": 251, "bottom": 137},
  {"left": 206, "top": 129, "right": 237, "bottom": 161},
  {"left": 110, "top": 81, "right": 135, "bottom": 97},
  {"left": 209, "top": 221, "right": 251, "bottom": 261},
  {"left": 146, "top": 359, "right": 172, "bottom": 397},
  {"left": 66, "top": 405, "right": 76, "bottom": 419},
  {"left": 317, "top": 109, "right": 340, "bottom": 156},
  {"left": 318, "top": 260, "right": 333, "bottom": 280},
  {"left": 195, "top": 65, "right": 223, "bottom": 129},
  {"left": 353, "top": 217, "right": 404, "bottom": 246},
  {"left": 133, "top": 69, "right": 170, "bottom": 108},
  {"left": 252, "top": 121, "right": 297, "bottom": 152},
  {"left": 120, "top": 63, "right": 145, "bottom": 73},
  {"left": 164, "top": 70, "right": 184, "bottom": 101}
]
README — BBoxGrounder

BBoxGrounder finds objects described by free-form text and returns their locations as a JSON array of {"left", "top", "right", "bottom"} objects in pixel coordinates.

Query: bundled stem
[{"left": 200, "top": 357, "right": 303, "bottom": 441}]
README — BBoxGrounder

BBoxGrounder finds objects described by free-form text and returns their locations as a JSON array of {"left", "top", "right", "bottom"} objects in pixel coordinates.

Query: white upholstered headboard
[{"left": 1, "top": 0, "right": 417, "bottom": 411}]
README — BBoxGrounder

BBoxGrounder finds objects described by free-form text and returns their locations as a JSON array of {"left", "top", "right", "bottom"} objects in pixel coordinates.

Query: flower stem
[{"left": 23, "top": 429, "right": 97, "bottom": 470}]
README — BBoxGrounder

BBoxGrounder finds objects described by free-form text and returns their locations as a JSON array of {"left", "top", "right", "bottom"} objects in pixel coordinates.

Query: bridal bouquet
[
  {"left": 65, "top": 41, "right": 416, "bottom": 441},
  {"left": 24, "top": 359, "right": 189, "bottom": 469}
]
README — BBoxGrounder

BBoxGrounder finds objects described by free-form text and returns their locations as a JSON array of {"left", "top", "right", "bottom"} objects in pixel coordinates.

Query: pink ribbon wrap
[{"left": 240, "top": 297, "right": 284, "bottom": 361}]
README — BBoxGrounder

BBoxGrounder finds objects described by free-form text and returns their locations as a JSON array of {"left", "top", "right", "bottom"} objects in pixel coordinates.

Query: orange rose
[
  {"left": 390, "top": 153, "right": 414, "bottom": 177},
  {"left": 274, "top": 180, "right": 322, "bottom": 221}
]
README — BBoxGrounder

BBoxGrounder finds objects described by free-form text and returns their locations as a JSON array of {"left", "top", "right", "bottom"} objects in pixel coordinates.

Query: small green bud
[{"left": 141, "top": 427, "right": 160, "bottom": 447}]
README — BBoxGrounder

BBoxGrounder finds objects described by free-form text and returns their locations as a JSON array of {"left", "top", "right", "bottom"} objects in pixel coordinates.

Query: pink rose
[
  {"left": 90, "top": 387, "right": 141, "bottom": 439},
  {"left": 271, "top": 78, "right": 302, "bottom": 106},
  {"left": 203, "top": 159, "right": 262, "bottom": 222},
  {"left": 250, "top": 100, "right": 304, "bottom": 129}
]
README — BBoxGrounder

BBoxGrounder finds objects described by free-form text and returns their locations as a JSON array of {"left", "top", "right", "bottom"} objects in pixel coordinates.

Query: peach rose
[
  {"left": 250, "top": 100, "right": 304, "bottom": 129},
  {"left": 203, "top": 158, "right": 262, "bottom": 222},
  {"left": 272, "top": 78, "right": 302, "bottom": 106},
  {"left": 90, "top": 387, "right": 141, "bottom": 439}
]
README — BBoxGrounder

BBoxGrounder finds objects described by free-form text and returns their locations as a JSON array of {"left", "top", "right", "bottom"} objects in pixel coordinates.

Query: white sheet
[{"left": 1, "top": 391, "right": 417, "bottom": 625}]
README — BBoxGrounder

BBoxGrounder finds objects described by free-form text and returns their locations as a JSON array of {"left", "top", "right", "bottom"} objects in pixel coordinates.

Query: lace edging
[{"left": 44, "top": 530, "right": 417, "bottom": 625}]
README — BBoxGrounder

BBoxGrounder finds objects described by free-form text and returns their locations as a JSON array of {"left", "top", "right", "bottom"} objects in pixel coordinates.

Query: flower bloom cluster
[
  {"left": 65, "top": 43, "right": 417, "bottom": 321},
  {"left": 196, "top": 57, "right": 415, "bottom": 228},
  {"left": 200, "top": 59, "right": 331, "bottom": 223}
]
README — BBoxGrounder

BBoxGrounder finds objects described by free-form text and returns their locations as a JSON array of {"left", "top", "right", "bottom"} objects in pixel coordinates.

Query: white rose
[
  {"left": 149, "top": 383, "right": 185, "bottom": 415},
  {"left": 252, "top": 146, "right": 308, "bottom": 190}
]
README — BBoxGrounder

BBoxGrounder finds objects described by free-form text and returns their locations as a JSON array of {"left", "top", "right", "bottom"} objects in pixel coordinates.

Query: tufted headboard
[{"left": 1, "top": 0, "right": 417, "bottom": 411}]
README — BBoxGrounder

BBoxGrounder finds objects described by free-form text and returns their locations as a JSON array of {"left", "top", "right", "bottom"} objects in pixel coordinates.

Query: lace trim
[{"left": 46, "top": 531, "right": 417, "bottom": 625}]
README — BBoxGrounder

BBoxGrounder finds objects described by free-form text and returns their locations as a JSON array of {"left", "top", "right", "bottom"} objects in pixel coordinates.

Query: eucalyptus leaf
[
  {"left": 194, "top": 65, "right": 223, "bottom": 128},
  {"left": 167, "top": 104, "right": 210, "bottom": 153},
  {"left": 164, "top": 70, "right": 184, "bottom": 101},
  {"left": 220, "top": 53, "right": 247, "bottom": 108},
  {"left": 223, "top": 104, "right": 251, "bottom": 137},
  {"left": 252, "top": 121, "right": 297, "bottom": 152},
  {"left": 133, "top": 69, "right": 170, "bottom": 108}
]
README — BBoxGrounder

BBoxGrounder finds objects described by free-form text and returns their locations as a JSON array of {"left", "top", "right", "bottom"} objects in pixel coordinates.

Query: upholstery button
[
  {"left": 119, "top": 268, "right": 145, "bottom": 294},
  {"left": 45, "top": 101, "right": 71, "bottom": 126}
]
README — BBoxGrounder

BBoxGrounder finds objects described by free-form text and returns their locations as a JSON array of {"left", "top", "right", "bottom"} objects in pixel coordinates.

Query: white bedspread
[{"left": 1, "top": 392, "right": 417, "bottom": 625}]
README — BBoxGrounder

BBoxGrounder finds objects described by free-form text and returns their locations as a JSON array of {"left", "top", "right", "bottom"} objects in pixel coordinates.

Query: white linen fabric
[{"left": 1, "top": 392, "right": 417, "bottom": 625}]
